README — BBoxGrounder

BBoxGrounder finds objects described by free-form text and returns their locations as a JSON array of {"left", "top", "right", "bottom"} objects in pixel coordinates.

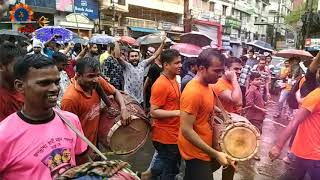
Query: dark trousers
[
  {"left": 184, "top": 159, "right": 235, "bottom": 180},
  {"left": 152, "top": 141, "right": 181, "bottom": 180},
  {"left": 279, "top": 156, "right": 320, "bottom": 180},
  {"left": 240, "top": 86, "right": 246, "bottom": 107}
]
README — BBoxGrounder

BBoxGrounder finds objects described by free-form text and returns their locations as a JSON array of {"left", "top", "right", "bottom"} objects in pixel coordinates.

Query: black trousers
[{"left": 184, "top": 159, "right": 235, "bottom": 180}]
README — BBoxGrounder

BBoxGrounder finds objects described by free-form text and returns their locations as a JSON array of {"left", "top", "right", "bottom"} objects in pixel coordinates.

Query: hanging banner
[
  {"left": 56, "top": 0, "right": 74, "bottom": 12},
  {"left": 74, "top": 0, "right": 99, "bottom": 20}
]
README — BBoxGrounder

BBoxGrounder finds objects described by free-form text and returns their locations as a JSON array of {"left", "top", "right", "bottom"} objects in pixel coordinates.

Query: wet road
[{"left": 109, "top": 98, "right": 310, "bottom": 180}]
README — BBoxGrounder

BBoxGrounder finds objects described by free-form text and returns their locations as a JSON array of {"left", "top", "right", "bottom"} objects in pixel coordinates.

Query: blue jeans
[
  {"left": 278, "top": 89, "right": 293, "bottom": 116},
  {"left": 149, "top": 150, "right": 163, "bottom": 179},
  {"left": 279, "top": 156, "right": 320, "bottom": 180},
  {"left": 153, "top": 141, "right": 181, "bottom": 180}
]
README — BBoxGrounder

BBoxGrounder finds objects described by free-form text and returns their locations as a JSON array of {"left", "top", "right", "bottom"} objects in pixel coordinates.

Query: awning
[{"left": 128, "top": 26, "right": 160, "bottom": 33}]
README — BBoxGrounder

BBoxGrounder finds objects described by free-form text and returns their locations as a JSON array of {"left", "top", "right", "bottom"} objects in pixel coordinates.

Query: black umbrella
[
  {"left": 180, "top": 32, "right": 213, "bottom": 47},
  {"left": 0, "top": 29, "right": 29, "bottom": 42},
  {"left": 246, "top": 40, "right": 273, "bottom": 52}
]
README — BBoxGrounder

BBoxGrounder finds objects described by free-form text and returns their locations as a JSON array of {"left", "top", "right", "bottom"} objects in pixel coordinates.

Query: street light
[{"left": 112, "top": 0, "right": 118, "bottom": 36}]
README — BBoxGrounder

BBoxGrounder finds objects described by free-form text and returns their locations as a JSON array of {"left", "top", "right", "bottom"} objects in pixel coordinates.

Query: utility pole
[
  {"left": 273, "top": 0, "right": 281, "bottom": 49},
  {"left": 306, "top": 0, "right": 314, "bottom": 39},
  {"left": 183, "top": 0, "right": 190, "bottom": 32}
]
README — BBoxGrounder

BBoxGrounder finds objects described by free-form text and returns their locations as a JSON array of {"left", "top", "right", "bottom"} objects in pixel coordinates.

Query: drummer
[
  {"left": 61, "top": 57, "right": 131, "bottom": 156},
  {"left": 0, "top": 54, "right": 88, "bottom": 179},
  {"left": 212, "top": 57, "right": 243, "bottom": 114},
  {"left": 178, "top": 49, "right": 236, "bottom": 180}
]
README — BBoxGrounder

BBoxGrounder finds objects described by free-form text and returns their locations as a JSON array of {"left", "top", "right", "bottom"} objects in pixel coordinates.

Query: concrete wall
[{"left": 127, "top": 0, "right": 184, "bottom": 14}]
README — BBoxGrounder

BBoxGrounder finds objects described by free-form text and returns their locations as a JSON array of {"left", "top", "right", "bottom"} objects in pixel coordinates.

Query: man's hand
[
  {"left": 174, "top": 110, "right": 180, "bottom": 117},
  {"left": 213, "top": 151, "right": 238, "bottom": 171},
  {"left": 120, "top": 108, "right": 131, "bottom": 126},
  {"left": 225, "top": 70, "right": 237, "bottom": 82},
  {"left": 269, "top": 145, "right": 282, "bottom": 161},
  {"left": 160, "top": 34, "right": 167, "bottom": 43}
]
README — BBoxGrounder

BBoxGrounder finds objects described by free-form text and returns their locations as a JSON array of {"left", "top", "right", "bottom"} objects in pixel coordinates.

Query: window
[
  {"left": 262, "top": 4, "right": 266, "bottom": 12},
  {"left": 110, "top": 0, "right": 126, "bottom": 5},
  {"left": 222, "top": 5, "right": 228, "bottom": 16},
  {"left": 255, "top": 17, "right": 258, "bottom": 22},
  {"left": 209, "top": 2, "right": 215, "bottom": 12}
]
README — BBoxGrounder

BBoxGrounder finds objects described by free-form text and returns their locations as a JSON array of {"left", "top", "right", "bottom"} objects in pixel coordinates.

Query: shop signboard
[{"left": 74, "top": 0, "right": 99, "bottom": 20}]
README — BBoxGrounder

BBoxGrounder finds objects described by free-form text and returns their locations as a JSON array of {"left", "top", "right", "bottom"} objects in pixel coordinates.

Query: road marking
[{"left": 264, "top": 118, "right": 287, "bottom": 128}]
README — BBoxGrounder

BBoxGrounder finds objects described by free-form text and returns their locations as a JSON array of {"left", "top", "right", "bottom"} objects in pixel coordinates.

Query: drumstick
[{"left": 55, "top": 110, "right": 108, "bottom": 161}]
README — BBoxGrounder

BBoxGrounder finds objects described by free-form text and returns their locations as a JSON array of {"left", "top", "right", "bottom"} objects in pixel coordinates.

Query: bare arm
[
  {"left": 310, "top": 51, "right": 320, "bottom": 73},
  {"left": 114, "top": 89, "right": 131, "bottom": 125},
  {"left": 219, "top": 79, "right": 242, "bottom": 105},
  {"left": 114, "top": 41, "right": 121, "bottom": 59},
  {"left": 273, "top": 108, "right": 310, "bottom": 149},
  {"left": 75, "top": 47, "right": 88, "bottom": 61},
  {"left": 150, "top": 104, "right": 179, "bottom": 119},
  {"left": 296, "top": 89, "right": 303, "bottom": 105}
]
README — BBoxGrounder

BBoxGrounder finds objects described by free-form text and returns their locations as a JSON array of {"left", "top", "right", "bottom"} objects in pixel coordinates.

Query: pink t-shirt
[{"left": 0, "top": 110, "right": 88, "bottom": 180}]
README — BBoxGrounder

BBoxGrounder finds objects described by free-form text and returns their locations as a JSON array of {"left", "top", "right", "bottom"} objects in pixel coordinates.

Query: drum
[
  {"left": 213, "top": 112, "right": 261, "bottom": 161},
  {"left": 55, "top": 160, "right": 140, "bottom": 180},
  {"left": 98, "top": 92, "right": 150, "bottom": 155}
]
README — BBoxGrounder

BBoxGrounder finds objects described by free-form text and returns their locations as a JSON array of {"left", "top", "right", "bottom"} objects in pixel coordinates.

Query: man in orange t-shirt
[
  {"left": 269, "top": 87, "right": 320, "bottom": 180},
  {"left": 212, "top": 57, "right": 243, "bottom": 114},
  {"left": 179, "top": 49, "right": 236, "bottom": 180},
  {"left": 150, "top": 49, "right": 181, "bottom": 180},
  {"left": 61, "top": 57, "right": 131, "bottom": 147}
]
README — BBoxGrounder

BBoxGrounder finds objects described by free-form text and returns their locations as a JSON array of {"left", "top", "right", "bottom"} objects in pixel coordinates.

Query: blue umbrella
[
  {"left": 35, "top": 26, "right": 74, "bottom": 44},
  {"left": 90, "top": 35, "right": 115, "bottom": 45}
]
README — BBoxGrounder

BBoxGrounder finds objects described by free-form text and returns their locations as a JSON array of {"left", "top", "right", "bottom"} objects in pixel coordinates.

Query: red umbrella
[
  {"left": 120, "top": 36, "right": 136, "bottom": 45},
  {"left": 275, "top": 49, "right": 314, "bottom": 60},
  {"left": 170, "top": 43, "right": 202, "bottom": 57}
]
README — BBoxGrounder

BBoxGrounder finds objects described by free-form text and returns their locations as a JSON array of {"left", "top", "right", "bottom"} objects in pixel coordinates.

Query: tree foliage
[{"left": 285, "top": 1, "right": 318, "bottom": 25}]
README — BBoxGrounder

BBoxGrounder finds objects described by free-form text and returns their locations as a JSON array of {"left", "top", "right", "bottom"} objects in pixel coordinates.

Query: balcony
[
  {"left": 123, "top": 17, "right": 158, "bottom": 29},
  {"left": 100, "top": 0, "right": 129, "bottom": 12}
]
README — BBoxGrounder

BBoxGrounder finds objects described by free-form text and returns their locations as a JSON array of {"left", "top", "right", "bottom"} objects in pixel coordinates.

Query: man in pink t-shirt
[{"left": 0, "top": 54, "right": 87, "bottom": 180}]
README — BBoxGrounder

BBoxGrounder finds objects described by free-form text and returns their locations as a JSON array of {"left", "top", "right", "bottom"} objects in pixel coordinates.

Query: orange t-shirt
[
  {"left": 150, "top": 75, "right": 180, "bottom": 144},
  {"left": 178, "top": 79, "right": 215, "bottom": 161},
  {"left": 291, "top": 88, "right": 320, "bottom": 160},
  {"left": 61, "top": 77, "right": 115, "bottom": 145},
  {"left": 212, "top": 78, "right": 241, "bottom": 113},
  {"left": 299, "top": 76, "right": 306, "bottom": 89},
  {"left": 280, "top": 67, "right": 292, "bottom": 91}
]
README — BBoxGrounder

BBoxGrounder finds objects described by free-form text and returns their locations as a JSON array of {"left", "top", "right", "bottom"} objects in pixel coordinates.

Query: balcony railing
[{"left": 123, "top": 17, "right": 158, "bottom": 29}]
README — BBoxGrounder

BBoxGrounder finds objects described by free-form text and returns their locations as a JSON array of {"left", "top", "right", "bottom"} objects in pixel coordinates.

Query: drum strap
[
  {"left": 55, "top": 109, "right": 108, "bottom": 161},
  {"left": 212, "top": 90, "right": 232, "bottom": 123}
]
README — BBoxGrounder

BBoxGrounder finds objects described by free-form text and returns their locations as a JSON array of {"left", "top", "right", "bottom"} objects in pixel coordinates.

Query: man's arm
[
  {"left": 150, "top": 104, "right": 180, "bottom": 119},
  {"left": 113, "top": 89, "right": 131, "bottom": 125},
  {"left": 180, "top": 111, "right": 233, "bottom": 166},
  {"left": 75, "top": 46, "right": 88, "bottom": 61},
  {"left": 144, "top": 37, "right": 166, "bottom": 66},
  {"left": 114, "top": 41, "right": 121, "bottom": 59},
  {"left": 246, "top": 90, "right": 266, "bottom": 112},
  {"left": 269, "top": 107, "right": 311, "bottom": 160},
  {"left": 220, "top": 71, "right": 242, "bottom": 105}
]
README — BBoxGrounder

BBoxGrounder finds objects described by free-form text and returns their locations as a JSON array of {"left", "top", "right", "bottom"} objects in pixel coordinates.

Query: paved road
[{"left": 109, "top": 99, "right": 310, "bottom": 180}]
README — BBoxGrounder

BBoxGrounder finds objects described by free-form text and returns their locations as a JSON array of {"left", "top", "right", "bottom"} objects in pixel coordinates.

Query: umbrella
[
  {"left": 35, "top": 26, "right": 74, "bottom": 44},
  {"left": 134, "top": 33, "right": 172, "bottom": 45},
  {"left": 0, "top": 29, "right": 29, "bottom": 42},
  {"left": 71, "top": 37, "right": 89, "bottom": 45},
  {"left": 275, "top": 49, "right": 314, "bottom": 60},
  {"left": 120, "top": 36, "right": 136, "bottom": 45},
  {"left": 246, "top": 40, "right": 273, "bottom": 52},
  {"left": 90, "top": 34, "right": 115, "bottom": 45},
  {"left": 180, "top": 32, "right": 213, "bottom": 47},
  {"left": 170, "top": 43, "right": 202, "bottom": 57}
]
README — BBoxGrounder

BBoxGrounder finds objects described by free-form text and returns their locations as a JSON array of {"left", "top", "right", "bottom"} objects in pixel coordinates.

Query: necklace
[{"left": 162, "top": 73, "right": 180, "bottom": 101}]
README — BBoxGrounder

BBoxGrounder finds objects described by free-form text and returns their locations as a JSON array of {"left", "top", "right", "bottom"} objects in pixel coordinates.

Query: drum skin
[
  {"left": 213, "top": 113, "right": 261, "bottom": 161},
  {"left": 98, "top": 92, "right": 150, "bottom": 155}
]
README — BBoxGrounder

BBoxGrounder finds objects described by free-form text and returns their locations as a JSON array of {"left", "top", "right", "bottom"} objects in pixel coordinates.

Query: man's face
[
  {"left": 202, "top": 58, "right": 224, "bottom": 84},
  {"left": 0, "top": 58, "right": 18, "bottom": 88},
  {"left": 56, "top": 62, "right": 68, "bottom": 72},
  {"left": 90, "top": 44, "right": 99, "bottom": 55},
  {"left": 249, "top": 52, "right": 254, "bottom": 58},
  {"left": 258, "top": 60, "right": 266, "bottom": 69},
  {"left": 228, "top": 62, "right": 243, "bottom": 78},
  {"left": 164, "top": 56, "right": 182, "bottom": 75},
  {"left": 33, "top": 46, "right": 42, "bottom": 54},
  {"left": 284, "top": 61, "right": 290, "bottom": 68},
  {"left": 77, "top": 67, "right": 100, "bottom": 91},
  {"left": 266, "top": 57, "right": 272, "bottom": 64},
  {"left": 16, "top": 65, "right": 60, "bottom": 109},
  {"left": 129, "top": 51, "right": 140, "bottom": 66}
]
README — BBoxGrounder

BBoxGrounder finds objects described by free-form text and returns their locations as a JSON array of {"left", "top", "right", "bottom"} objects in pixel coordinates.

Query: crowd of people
[{"left": 0, "top": 33, "right": 319, "bottom": 180}]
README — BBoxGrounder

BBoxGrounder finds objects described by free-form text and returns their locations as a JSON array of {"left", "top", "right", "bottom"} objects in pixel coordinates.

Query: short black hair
[
  {"left": 249, "top": 72, "right": 261, "bottom": 81},
  {"left": 109, "top": 43, "right": 115, "bottom": 53},
  {"left": 52, "top": 52, "right": 68, "bottom": 64},
  {"left": 0, "top": 42, "right": 23, "bottom": 66},
  {"left": 197, "top": 48, "right": 225, "bottom": 68},
  {"left": 160, "top": 49, "right": 180, "bottom": 65},
  {"left": 225, "top": 57, "right": 242, "bottom": 68},
  {"left": 14, "top": 54, "right": 54, "bottom": 80},
  {"left": 128, "top": 49, "right": 140, "bottom": 57},
  {"left": 76, "top": 57, "right": 100, "bottom": 74},
  {"left": 186, "top": 57, "right": 197, "bottom": 68},
  {"left": 249, "top": 49, "right": 255, "bottom": 54}
]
